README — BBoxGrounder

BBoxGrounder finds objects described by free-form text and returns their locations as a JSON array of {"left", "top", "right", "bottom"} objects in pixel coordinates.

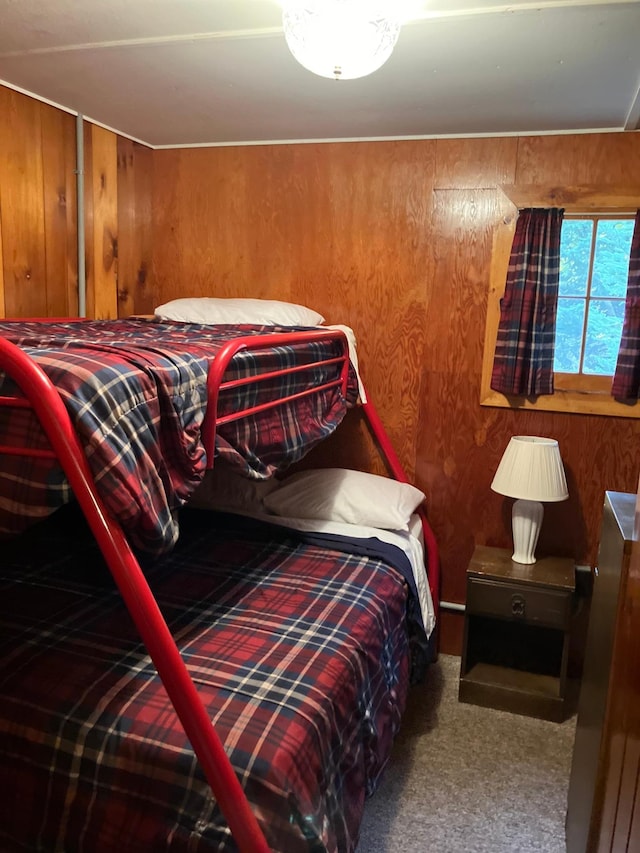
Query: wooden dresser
[{"left": 565, "top": 491, "right": 640, "bottom": 853}]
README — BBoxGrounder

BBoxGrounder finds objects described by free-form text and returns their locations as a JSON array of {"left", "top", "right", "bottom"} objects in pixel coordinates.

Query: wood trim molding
[
  {"left": 480, "top": 215, "right": 515, "bottom": 406},
  {"left": 480, "top": 383, "right": 640, "bottom": 418},
  {"left": 499, "top": 184, "right": 640, "bottom": 213}
]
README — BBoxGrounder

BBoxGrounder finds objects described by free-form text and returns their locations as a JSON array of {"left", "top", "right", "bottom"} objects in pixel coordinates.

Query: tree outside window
[{"left": 555, "top": 216, "right": 634, "bottom": 377}]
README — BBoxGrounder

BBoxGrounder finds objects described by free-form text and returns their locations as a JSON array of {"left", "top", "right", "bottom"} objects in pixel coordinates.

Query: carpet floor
[{"left": 357, "top": 654, "right": 576, "bottom": 852}]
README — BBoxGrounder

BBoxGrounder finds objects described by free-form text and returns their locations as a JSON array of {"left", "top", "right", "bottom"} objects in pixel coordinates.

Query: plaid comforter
[
  {"left": 0, "top": 319, "right": 356, "bottom": 554},
  {"left": 0, "top": 508, "right": 414, "bottom": 853}
]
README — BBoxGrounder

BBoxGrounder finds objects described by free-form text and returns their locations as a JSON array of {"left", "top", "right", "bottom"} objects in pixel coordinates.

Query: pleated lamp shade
[
  {"left": 491, "top": 436, "right": 568, "bottom": 564},
  {"left": 491, "top": 436, "right": 569, "bottom": 503}
]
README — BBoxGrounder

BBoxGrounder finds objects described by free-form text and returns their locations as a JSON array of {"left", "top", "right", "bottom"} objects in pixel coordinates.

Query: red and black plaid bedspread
[
  {"left": 0, "top": 508, "right": 412, "bottom": 853},
  {"left": 0, "top": 319, "right": 356, "bottom": 554}
]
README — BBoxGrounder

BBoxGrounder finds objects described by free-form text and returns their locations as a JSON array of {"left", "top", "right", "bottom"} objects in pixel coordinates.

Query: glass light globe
[{"left": 282, "top": 0, "right": 402, "bottom": 81}]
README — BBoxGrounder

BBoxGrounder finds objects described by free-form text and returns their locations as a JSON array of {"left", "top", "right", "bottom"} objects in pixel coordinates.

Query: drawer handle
[{"left": 511, "top": 594, "right": 526, "bottom": 618}]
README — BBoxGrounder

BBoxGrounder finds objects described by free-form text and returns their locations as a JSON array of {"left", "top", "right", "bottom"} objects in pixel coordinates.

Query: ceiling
[{"left": 0, "top": 0, "right": 639, "bottom": 149}]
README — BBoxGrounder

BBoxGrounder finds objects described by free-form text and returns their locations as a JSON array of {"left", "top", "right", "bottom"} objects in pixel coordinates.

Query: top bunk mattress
[{"left": 0, "top": 318, "right": 358, "bottom": 553}]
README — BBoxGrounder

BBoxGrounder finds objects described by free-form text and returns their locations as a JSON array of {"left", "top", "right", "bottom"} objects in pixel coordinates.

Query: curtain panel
[
  {"left": 491, "top": 208, "right": 565, "bottom": 397},
  {"left": 611, "top": 211, "right": 640, "bottom": 401}
]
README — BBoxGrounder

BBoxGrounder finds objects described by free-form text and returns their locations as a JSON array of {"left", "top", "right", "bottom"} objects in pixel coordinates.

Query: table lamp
[{"left": 491, "top": 436, "right": 569, "bottom": 564}]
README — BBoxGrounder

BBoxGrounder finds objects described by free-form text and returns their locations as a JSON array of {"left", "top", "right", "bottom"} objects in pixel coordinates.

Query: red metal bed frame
[{"left": 0, "top": 323, "right": 440, "bottom": 853}]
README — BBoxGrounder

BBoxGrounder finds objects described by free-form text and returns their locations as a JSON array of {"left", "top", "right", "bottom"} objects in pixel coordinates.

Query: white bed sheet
[{"left": 322, "top": 324, "right": 367, "bottom": 403}]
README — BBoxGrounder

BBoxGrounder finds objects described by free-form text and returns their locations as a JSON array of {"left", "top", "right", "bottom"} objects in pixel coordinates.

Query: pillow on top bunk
[
  {"left": 263, "top": 468, "right": 426, "bottom": 532},
  {"left": 154, "top": 297, "right": 325, "bottom": 326},
  {"left": 188, "top": 463, "right": 278, "bottom": 513}
]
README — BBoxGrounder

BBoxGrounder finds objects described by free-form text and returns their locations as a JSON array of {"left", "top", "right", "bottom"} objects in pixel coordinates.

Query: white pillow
[
  {"left": 154, "top": 297, "right": 325, "bottom": 326},
  {"left": 263, "top": 468, "right": 426, "bottom": 532},
  {"left": 189, "top": 463, "right": 278, "bottom": 513}
]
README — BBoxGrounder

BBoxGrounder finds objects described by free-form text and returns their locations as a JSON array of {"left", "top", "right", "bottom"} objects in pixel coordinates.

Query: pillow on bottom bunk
[{"left": 263, "top": 468, "right": 426, "bottom": 532}]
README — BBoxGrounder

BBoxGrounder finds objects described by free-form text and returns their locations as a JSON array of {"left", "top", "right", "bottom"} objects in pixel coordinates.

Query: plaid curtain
[
  {"left": 611, "top": 211, "right": 640, "bottom": 401},
  {"left": 491, "top": 208, "right": 564, "bottom": 397}
]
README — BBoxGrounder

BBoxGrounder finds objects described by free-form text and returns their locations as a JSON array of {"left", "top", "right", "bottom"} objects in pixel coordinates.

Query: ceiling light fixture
[{"left": 282, "top": 0, "right": 403, "bottom": 81}]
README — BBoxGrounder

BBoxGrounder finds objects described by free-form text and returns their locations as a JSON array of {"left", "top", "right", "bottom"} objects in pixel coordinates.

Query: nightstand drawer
[{"left": 466, "top": 577, "right": 571, "bottom": 628}]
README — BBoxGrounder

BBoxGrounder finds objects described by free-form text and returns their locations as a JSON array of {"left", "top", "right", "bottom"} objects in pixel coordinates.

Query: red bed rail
[
  {"left": 359, "top": 393, "right": 440, "bottom": 632},
  {"left": 201, "top": 327, "right": 351, "bottom": 466}
]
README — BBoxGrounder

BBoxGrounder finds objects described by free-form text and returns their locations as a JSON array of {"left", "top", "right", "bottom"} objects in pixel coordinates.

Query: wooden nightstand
[{"left": 459, "top": 545, "right": 575, "bottom": 722}]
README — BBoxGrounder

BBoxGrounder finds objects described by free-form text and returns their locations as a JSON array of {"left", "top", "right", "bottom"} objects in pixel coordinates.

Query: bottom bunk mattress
[{"left": 0, "top": 506, "right": 426, "bottom": 853}]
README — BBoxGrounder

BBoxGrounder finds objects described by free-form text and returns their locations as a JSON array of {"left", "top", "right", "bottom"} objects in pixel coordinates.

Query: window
[
  {"left": 481, "top": 185, "right": 640, "bottom": 418},
  {"left": 554, "top": 216, "right": 635, "bottom": 394}
]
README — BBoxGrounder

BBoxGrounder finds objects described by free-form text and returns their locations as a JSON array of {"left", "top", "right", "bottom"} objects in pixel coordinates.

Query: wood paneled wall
[
  {"left": 147, "top": 133, "right": 640, "bottom": 652},
  {"left": 0, "top": 86, "right": 152, "bottom": 321},
  {"left": 3, "top": 82, "right": 640, "bottom": 653}
]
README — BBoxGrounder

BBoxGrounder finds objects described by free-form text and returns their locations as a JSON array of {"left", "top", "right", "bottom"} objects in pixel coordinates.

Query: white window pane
[
  {"left": 560, "top": 220, "right": 593, "bottom": 297},
  {"left": 583, "top": 299, "right": 625, "bottom": 375},
  {"left": 554, "top": 297, "right": 585, "bottom": 373},
  {"left": 591, "top": 220, "right": 635, "bottom": 298}
]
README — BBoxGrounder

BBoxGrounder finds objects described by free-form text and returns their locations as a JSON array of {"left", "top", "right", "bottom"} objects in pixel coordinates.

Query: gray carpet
[{"left": 357, "top": 655, "right": 576, "bottom": 853}]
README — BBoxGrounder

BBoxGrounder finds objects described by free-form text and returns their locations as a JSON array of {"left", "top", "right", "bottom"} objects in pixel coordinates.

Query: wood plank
[
  {"left": 40, "top": 103, "right": 78, "bottom": 317},
  {"left": 501, "top": 183, "right": 640, "bottom": 213},
  {"left": 117, "top": 138, "right": 153, "bottom": 316},
  {"left": 461, "top": 662, "right": 562, "bottom": 698},
  {"left": 87, "top": 125, "right": 118, "bottom": 319},
  {"left": 0, "top": 177, "right": 5, "bottom": 317},
  {"left": 82, "top": 121, "right": 94, "bottom": 318},
  {"left": 0, "top": 87, "right": 47, "bottom": 317},
  {"left": 64, "top": 113, "right": 79, "bottom": 317}
]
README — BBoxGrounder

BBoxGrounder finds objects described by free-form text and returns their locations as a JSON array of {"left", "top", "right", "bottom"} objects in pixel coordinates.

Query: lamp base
[{"left": 511, "top": 498, "right": 544, "bottom": 564}]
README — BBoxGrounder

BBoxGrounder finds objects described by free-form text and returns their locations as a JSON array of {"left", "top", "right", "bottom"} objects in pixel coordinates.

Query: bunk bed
[{"left": 0, "top": 316, "right": 440, "bottom": 853}]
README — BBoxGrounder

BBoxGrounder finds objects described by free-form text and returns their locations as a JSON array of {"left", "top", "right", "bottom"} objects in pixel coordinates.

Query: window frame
[{"left": 481, "top": 184, "right": 640, "bottom": 419}]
